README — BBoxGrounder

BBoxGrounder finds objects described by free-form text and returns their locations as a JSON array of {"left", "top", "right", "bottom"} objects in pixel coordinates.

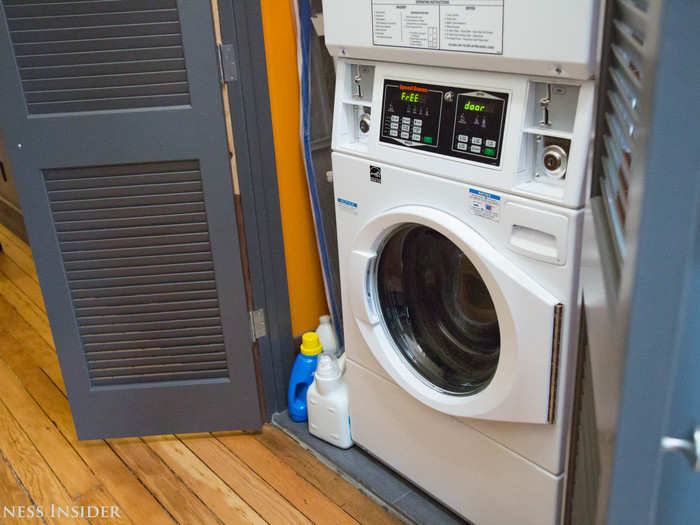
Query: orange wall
[{"left": 260, "top": 0, "right": 328, "bottom": 335}]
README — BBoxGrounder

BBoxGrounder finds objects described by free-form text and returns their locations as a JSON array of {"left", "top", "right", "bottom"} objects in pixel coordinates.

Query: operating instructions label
[
  {"left": 371, "top": 0, "right": 504, "bottom": 54},
  {"left": 469, "top": 188, "right": 501, "bottom": 222}
]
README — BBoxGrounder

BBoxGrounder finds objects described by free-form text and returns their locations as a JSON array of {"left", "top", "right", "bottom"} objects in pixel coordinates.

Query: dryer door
[{"left": 350, "top": 206, "right": 562, "bottom": 424}]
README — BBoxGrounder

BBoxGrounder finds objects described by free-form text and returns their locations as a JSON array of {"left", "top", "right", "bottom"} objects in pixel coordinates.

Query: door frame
[{"left": 216, "top": 0, "right": 294, "bottom": 419}]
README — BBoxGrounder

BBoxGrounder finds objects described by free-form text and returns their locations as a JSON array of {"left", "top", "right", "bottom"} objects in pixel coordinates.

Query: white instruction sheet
[{"left": 372, "top": 0, "right": 504, "bottom": 54}]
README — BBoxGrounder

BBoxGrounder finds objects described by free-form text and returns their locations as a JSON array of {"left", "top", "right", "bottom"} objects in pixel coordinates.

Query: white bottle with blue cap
[{"left": 307, "top": 353, "right": 353, "bottom": 449}]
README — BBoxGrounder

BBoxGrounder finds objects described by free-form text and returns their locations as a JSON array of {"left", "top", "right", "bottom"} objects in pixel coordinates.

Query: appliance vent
[
  {"left": 44, "top": 160, "right": 229, "bottom": 387},
  {"left": 596, "top": 0, "right": 648, "bottom": 270},
  {"left": 3, "top": 0, "right": 191, "bottom": 114}
]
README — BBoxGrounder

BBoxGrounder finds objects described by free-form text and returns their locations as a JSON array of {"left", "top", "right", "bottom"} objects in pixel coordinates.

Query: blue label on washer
[
  {"left": 469, "top": 188, "right": 501, "bottom": 222},
  {"left": 469, "top": 188, "right": 501, "bottom": 200},
  {"left": 337, "top": 197, "right": 358, "bottom": 208}
]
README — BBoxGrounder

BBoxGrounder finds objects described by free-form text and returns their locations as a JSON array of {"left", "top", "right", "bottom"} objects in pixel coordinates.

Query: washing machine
[{"left": 323, "top": 2, "right": 600, "bottom": 523}]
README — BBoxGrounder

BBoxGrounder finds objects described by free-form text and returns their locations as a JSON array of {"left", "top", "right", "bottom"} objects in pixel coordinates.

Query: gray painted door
[
  {"left": 0, "top": 1, "right": 262, "bottom": 439},
  {"left": 655, "top": 244, "right": 700, "bottom": 523},
  {"left": 604, "top": 0, "right": 700, "bottom": 522}
]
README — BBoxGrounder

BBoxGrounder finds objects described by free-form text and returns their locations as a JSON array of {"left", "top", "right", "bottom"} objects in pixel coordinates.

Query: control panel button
[{"left": 380, "top": 80, "right": 507, "bottom": 164}]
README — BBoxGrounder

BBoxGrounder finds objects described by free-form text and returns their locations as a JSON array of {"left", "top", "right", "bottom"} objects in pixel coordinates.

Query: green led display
[
  {"left": 463, "top": 100, "right": 499, "bottom": 113},
  {"left": 423, "top": 136, "right": 433, "bottom": 144},
  {"left": 401, "top": 91, "right": 426, "bottom": 104},
  {"left": 484, "top": 147, "right": 496, "bottom": 156}
]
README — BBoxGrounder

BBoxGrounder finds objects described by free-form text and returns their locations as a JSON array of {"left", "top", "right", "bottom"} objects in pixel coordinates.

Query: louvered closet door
[
  {"left": 0, "top": 1, "right": 263, "bottom": 439},
  {"left": 594, "top": 0, "right": 649, "bottom": 280}
]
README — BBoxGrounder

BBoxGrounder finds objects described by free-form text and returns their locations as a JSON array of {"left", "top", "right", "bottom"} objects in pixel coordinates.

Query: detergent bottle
[
  {"left": 307, "top": 353, "right": 353, "bottom": 449},
  {"left": 288, "top": 332, "right": 322, "bottom": 422}
]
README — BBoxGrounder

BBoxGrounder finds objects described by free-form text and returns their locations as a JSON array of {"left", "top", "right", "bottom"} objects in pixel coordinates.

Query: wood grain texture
[
  {"left": 0, "top": 273, "right": 53, "bottom": 348},
  {"left": 217, "top": 432, "right": 360, "bottom": 525},
  {"left": 0, "top": 253, "right": 44, "bottom": 311},
  {"left": 0, "top": 401, "right": 89, "bottom": 525},
  {"left": 180, "top": 434, "right": 312, "bottom": 525},
  {"left": 144, "top": 435, "right": 265, "bottom": 525},
  {"left": 0, "top": 295, "right": 64, "bottom": 393},
  {"left": 108, "top": 438, "right": 221, "bottom": 525},
  {"left": 0, "top": 454, "right": 37, "bottom": 524},
  {"left": 20, "top": 368, "right": 176, "bottom": 525},
  {"left": 0, "top": 224, "right": 37, "bottom": 281},
  {"left": 0, "top": 358, "right": 98, "bottom": 499},
  {"left": 256, "top": 426, "right": 404, "bottom": 525}
]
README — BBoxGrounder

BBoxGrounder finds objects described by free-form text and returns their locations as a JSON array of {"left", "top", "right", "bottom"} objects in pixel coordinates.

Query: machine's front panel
[{"left": 380, "top": 79, "right": 508, "bottom": 167}]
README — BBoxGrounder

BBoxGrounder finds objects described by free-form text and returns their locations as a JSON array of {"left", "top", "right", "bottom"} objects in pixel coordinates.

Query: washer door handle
[{"left": 350, "top": 250, "right": 379, "bottom": 325}]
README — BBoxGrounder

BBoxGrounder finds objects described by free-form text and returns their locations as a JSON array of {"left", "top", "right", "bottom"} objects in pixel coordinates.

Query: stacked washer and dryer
[{"left": 322, "top": 2, "right": 601, "bottom": 523}]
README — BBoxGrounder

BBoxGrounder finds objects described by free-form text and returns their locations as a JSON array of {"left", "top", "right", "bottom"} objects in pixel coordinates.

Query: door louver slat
[
  {"left": 78, "top": 308, "right": 221, "bottom": 326},
  {"left": 84, "top": 334, "right": 225, "bottom": 353},
  {"left": 91, "top": 369, "right": 229, "bottom": 387},
  {"left": 72, "top": 290, "right": 219, "bottom": 308},
  {"left": 88, "top": 352, "right": 228, "bottom": 369},
  {"left": 596, "top": 0, "right": 648, "bottom": 270},
  {"left": 3, "top": 0, "right": 191, "bottom": 114},
  {"left": 44, "top": 160, "right": 230, "bottom": 387},
  {"left": 67, "top": 260, "right": 214, "bottom": 280},
  {"left": 74, "top": 299, "right": 221, "bottom": 318},
  {"left": 5, "top": 0, "right": 177, "bottom": 17},
  {"left": 80, "top": 317, "right": 222, "bottom": 334},
  {"left": 84, "top": 344, "right": 226, "bottom": 362}
]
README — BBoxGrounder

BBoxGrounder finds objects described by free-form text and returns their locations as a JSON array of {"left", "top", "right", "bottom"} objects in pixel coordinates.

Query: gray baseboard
[{"left": 273, "top": 411, "right": 469, "bottom": 525}]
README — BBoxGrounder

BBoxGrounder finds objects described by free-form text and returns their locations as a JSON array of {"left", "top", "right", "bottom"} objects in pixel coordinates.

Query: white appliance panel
[
  {"left": 332, "top": 61, "right": 596, "bottom": 208},
  {"left": 333, "top": 152, "right": 583, "bottom": 474},
  {"left": 322, "top": 0, "right": 601, "bottom": 80},
  {"left": 348, "top": 361, "right": 564, "bottom": 525}
]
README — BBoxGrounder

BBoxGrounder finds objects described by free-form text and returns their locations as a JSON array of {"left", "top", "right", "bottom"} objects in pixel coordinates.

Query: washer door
[
  {"left": 376, "top": 224, "right": 501, "bottom": 396},
  {"left": 350, "top": 206, "right": 561, "bottom": 423}
]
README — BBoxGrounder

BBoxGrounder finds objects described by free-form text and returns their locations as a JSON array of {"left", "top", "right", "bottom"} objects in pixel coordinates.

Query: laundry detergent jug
[{"left": 288, "top": 332, "right": 322, "bottom": 422}]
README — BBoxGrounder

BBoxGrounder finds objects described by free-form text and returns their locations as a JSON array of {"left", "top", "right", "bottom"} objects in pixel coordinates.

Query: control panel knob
[
  {"left": 444, "top": 91, "right": 455, "bottom": 103},
  {"left": 542, "top": 145, "right": 568, "bottom": 179},
  {"left": 359, "top": 113, "right": 371, "bottom": 134}
]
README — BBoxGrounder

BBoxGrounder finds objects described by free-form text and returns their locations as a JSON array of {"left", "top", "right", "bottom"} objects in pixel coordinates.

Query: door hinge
[
  {"left": 249, "top": 308, "right": 266, "bottom": 341},
  {"left": 217, "top": 43, "right": 238, "bottom": 84}
]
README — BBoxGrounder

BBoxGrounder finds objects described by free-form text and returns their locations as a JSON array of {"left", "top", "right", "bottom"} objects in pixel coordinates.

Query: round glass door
[{"left": 375, "top": 224, "right": 500, "bottom": 395}]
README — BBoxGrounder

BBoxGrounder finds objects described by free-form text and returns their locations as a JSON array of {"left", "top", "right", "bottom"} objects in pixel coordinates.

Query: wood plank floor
[{"left": 0, "top": 224, "right": 402, "bottom": 525}]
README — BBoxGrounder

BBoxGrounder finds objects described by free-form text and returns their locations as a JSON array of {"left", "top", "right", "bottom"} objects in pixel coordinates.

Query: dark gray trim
[
  {"left": 273, "top": 411, "right": 469, "bottom": 524},
  {"left": 607, "top": 1, "right": 700, "bottom": 523},
  {"left": 217, "top": 0, "right": 294, "bottom": 418}
]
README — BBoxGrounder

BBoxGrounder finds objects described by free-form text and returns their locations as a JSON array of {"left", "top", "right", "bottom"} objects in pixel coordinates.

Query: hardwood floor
[{"left": 0, "top": 224, "right": 401, "bottom": 525}]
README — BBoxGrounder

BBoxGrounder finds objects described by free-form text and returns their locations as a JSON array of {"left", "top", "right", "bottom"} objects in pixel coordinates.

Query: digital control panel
[{"left": 380, "top": 79, "right": 509, "bottom": 167}]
